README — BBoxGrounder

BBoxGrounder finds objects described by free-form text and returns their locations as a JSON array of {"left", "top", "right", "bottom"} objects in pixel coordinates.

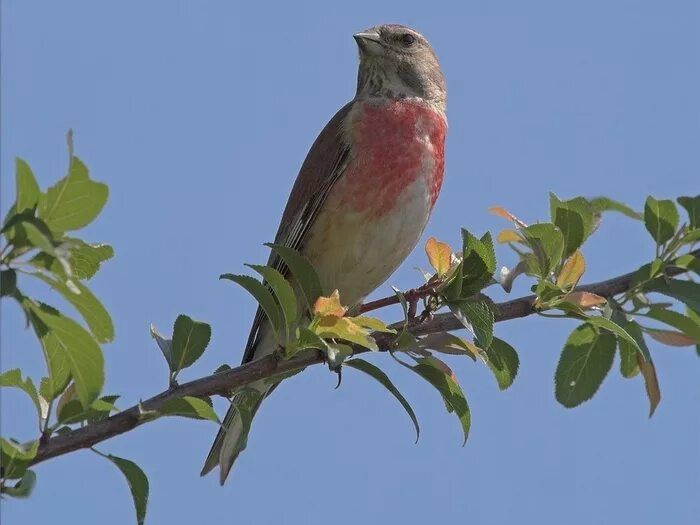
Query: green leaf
[
  {"left": 0, "top": 369, "right": 46, "bottom": 419},
  {"left": 170, "top": 315, "right": 211, "bottom": 373},
  {"left": 456, "top": 301, "right": 494, "bottom": 350},
  {"left": 407, "top": 332, "right": 478, "bottom": 359},
  {"left": 57, "top": 393, "right": 120, "bottom": 425},
  {"left": 644, "top": 196, "right": 679, "bottom": 245},
  {"left": 220, "top": 274, "right": 281, "bottom": 337},
  {"left": 158, "top": 396, "right": 220, "bottom": 423},
  {"left": 149, "top": 324, "right": 173, "bottom": 369},
  {"left": 617, "top": 321, "right": 650, "bottom": 378},
  {"left": 644, "top": 308, "right": 700, "bottom": 343},
  {"left": 31, "top": 240, "right": 114, "bottom": 281},
  {"left": 2, "top": 469, "right": 37, "bottom": 498},
  {"left": 266, "top": 243, "right": 323, "bottom": 310},
  {"left": 677, "top": 195, "right": 700, "bottom": 228},
  {"left": 38, "top": 156, "right": 108, "bottom": 232},
  {"left": 30, "top": 272, "right": 114, "bottom": 343},
  {"left": 520, "top": 223, "right": 565, "bottom": 277},
  {"left": 15, "top": 158, "right": 40, "bottom": 213},
  {"left": 1, "top": 269, "right": 17, "bottom": 297},
  {"left": 555, "top": 324, "right": 616, "bottom": 407},
  {"left": 102, "top": 454, "right": 149, "bottom": 525},
  {"left": 410, "top": 357, "right": 471, "bottom": 445},
  {"left": 247, "top": 264, "right": 297, "bottom": 342},
  {"left": 459, "top": 229, "right": 496, "bottom": 296},
  {"left": 482, "top": 337, "right": 520, "bottom": 390},
  {"left": 345, "top": 358, "right": 420, "bottom": 442},
  {"left": 646, "top": 278, "right": 700, "bottom": 313},
  {"left": 315, "top": 316, "right": 378, "bottom": 351},
  {"left": 296, "top": 326, "right": 328, "bottom": 351},
  {"left": 350, "top": 316, "right": 396, "bottom": 333},
  {"left": 549, "top": 194, "right": 594, "bottom": 258},
  {"left": 27, "top": 302, "right": 104, "bottom": 407},
  {"left": 670, "top": 253, "right": 700, "bottom": 277},
  {"left": 585, "top": 316, "right": 649, "bottom": 361},
  {"left": 0, "top": 439, "right": 38, "bottom": 479},
  {"left": 589, "top": 197, "right": 643, "bottom": 220}
]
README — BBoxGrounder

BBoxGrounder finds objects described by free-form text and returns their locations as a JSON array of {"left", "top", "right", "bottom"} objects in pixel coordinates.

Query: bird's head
[{"left": 354, "top": 24, "right": 446, "bottom": 111}]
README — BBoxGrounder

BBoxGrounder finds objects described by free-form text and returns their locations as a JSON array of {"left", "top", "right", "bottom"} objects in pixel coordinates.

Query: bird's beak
[{"left": 353, "top": 29, "right": 383, "bottom": 55}]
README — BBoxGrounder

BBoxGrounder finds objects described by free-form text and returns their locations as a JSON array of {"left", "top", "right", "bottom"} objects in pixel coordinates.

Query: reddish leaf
[
  {"left": 646, "top": 329, "right": 696, "bottom": 347},
  {"left": 636, "top": 353, "right": 661, "bottom": 417},
  {"left": 557, "top": 250, "right": 586, "bottom": 289},
  {"left": 313, "top": 290, "right": 346, "bottom": 317},
  {"left": 425, "top": 237, "right": 452, "bottom": 276},
  {"left": 488, "top": 207, "right": 528, "bottom": 228},
  {"left": 565, "top": 291, "right": 607, "bottom": 308}
]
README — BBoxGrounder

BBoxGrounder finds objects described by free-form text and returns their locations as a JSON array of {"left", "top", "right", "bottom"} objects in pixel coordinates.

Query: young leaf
[
  {"left": 409, "top": 357, "right": 471, "bottom": 445},
  {"left": 247, "top": 264, "right": 297, "bottom": 342},
  {"left": 589, "top": 197, "right": 642, "bottom": 220},
  {"left": 15, "top": 158, "right": 40, "bottom": 212},
  {"left": 158, "top": 396, "right": 220, "bottom": 423},
  {"left": 102, "top": 454, "right": 149, "bottom": 525},
  {"left": 556, "top": 250, "right": 586, "bottom": 289},
  {"left": 496, "top": 229, "right": 523, "bottom": 244},
  {"left": 316, "top": 316, "right": 377, "bottom": 350},
  {"left": 564, "top": 291, "right": 606, "bottom": 309},
  {"left": 266, "top": 243, "right": 323, "bottom": 309},
  {"left": 555, "top": 324, "right": 616, "bottom": 408},
  {"left": 425, "top": 237, "right": 452, "bottom": 276},
  {"left": 482, "top": 337, "right": 520, "bottom": 390},
  {"left": 313, "top": 289, "right": 347, "bottom": 317},
  {"left": 350, "top": 315, "right": 396, "bottom": 333},
  {"left": 677, "top": 195, "right": 700, "bottom": 228},
  {"left": 644, "top": 309, "right": 700, "bottom": 343},
  {"left": 171, "top": 315, "right": 212, "bottom": 373},
  {"left": 220, "top": 274, "right": 282, "bottom": 335},
  {"left": 644, "top": 196, "right": 679, "bottom": 245},
  {"left": 488, "top": 206, "right": 528, "bottom": 227},
  {"left": 345, "top": 358, "right": 420, "bottom": 442},
  {"left": 28, "top": 302, "right": 103, "bottom": 407}
]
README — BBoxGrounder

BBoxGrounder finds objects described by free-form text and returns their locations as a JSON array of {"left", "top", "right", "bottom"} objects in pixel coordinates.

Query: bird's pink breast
[{"left": 340, "top": 99, "right": 446, "bottom": 217}]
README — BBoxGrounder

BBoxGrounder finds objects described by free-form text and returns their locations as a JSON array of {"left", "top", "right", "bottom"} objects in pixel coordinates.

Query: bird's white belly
[{"left": 303, "top": 175, "right": 433, "bottom": 306}]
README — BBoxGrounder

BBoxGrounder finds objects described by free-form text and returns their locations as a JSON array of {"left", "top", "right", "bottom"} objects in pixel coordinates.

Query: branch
[{"left": 30, "top": 250, "right": 698, "bottom": 467}]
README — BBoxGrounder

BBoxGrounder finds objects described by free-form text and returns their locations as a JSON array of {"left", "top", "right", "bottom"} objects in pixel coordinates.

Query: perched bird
[{"left": 202, "top": 23, "right": 447, "bottom": 484}]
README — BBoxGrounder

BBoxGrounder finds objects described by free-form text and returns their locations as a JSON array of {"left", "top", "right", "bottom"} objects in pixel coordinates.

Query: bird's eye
[{"left": 400, "top": 33, "right": 415, "bottom": 47}]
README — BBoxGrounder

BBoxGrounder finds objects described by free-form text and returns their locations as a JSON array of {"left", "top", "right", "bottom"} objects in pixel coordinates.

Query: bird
[{"left": 201, "top": 23, "right": 447, "bottom": 484}]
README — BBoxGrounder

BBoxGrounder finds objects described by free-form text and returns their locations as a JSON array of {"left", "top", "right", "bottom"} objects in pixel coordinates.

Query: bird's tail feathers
[{"left": 200, "top": 382, "right": 269, "bottom": 484}]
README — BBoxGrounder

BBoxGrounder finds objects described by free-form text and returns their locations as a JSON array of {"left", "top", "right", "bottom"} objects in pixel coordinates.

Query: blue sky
[{"left": 2, "top": 1, "right": 699, "bottom": 524}]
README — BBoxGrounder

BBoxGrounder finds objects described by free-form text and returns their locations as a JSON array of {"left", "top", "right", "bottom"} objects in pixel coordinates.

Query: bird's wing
[{"left": 241, "top": 101, "right": 354, "bottom": 364}]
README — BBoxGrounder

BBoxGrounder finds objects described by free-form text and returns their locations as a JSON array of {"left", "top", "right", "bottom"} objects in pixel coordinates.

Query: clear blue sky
[{"left": 2, "top": 1, "right": 699, "bottom": 524}]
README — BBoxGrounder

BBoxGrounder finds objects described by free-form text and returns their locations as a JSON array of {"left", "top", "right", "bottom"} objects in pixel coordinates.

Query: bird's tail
[{"left": 200, "top": 380, "right": 271, "bottom": 484}]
